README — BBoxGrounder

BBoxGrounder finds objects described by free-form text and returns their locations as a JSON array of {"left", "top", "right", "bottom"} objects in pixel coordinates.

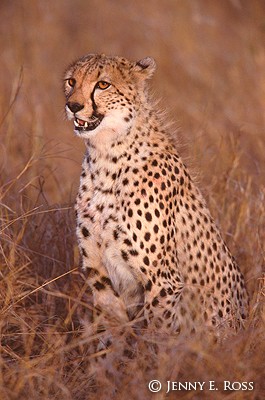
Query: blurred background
[{"left": 1, "top": 0, "right": 264, "bottom": 203}]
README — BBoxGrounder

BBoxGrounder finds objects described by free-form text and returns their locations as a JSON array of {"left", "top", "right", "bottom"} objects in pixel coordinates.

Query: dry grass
[{"left": 0, "top": 1, "right": 264, "bottom": 399}]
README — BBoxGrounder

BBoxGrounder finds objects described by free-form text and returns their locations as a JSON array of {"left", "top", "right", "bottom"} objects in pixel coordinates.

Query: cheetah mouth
[{"left": 74, "top": 113, "right": 104, "bottom": 132}]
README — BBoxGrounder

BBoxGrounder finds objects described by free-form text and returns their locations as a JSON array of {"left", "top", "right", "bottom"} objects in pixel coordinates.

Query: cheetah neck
[{"left": 84, "top": 105, "right": 172, "bottom": 170}]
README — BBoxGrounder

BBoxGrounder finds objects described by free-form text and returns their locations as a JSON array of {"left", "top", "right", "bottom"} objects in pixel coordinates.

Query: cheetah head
[{"left": 63, "top": 54, "right": 156, "bottom": 140}]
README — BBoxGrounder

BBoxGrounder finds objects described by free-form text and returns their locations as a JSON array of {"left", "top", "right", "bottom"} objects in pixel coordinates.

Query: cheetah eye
[
  {"left": 67, "top": 78, "right": 76, "bottom": 88},
  {"left": 96, "top": 81, "right": 111, "bottom": 90}
]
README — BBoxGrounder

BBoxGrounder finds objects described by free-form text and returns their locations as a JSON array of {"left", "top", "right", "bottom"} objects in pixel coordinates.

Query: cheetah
[{"left": 63, "top": 54, "right": 248, "bottom": 334}]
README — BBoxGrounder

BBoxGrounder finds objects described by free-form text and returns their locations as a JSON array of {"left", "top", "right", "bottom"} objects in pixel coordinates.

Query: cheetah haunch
[{"left": 64, "top": 54, "right": 248, "bottom": 334}]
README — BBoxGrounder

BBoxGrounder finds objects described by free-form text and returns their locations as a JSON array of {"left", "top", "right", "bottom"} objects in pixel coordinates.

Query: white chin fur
[{"left": 74, "top": 128, "right": 99, "bottom": 139}]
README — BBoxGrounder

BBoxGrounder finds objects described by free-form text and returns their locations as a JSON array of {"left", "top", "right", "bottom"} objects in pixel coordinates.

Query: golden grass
[{"left": 0, "top": 1, "right": 264, "bottom": 399}]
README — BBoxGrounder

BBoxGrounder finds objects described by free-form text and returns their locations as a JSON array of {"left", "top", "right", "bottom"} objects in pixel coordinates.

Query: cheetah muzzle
[{"left": 74, "top": 112, "right": 104, "bottom": 132}]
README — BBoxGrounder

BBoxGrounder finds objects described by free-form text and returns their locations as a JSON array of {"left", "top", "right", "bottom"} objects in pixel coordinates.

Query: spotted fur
[{"left": 64, "top": 54, "right": 248, "bottom": 334}]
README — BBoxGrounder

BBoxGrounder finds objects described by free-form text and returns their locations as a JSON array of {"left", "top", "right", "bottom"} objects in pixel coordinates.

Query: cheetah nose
[{"left": 66, "top": 102, "right": 84, "bottom": 114}]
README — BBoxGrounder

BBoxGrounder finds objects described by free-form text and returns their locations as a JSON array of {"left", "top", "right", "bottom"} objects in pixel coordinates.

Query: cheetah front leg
[
  {"left": 77, "top": 228, "right": 130, "bottom": 327},
  {"left": 80, "top": 239, "right": 132, "bottom": 351},
  {"left": 76, "top": 157, "right": 129, "bottom": 327}
]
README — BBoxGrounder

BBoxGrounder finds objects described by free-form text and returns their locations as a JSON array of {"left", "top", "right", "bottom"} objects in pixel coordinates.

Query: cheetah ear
[{"left": 133, "top": 57, "right": 156, "bottom": 79}]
